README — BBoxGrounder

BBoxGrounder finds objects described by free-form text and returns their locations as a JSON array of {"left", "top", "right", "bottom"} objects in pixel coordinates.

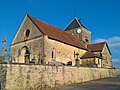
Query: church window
[
  {"left": 52, "top": 49, "right": 56, "bottom": 60},
  {"left": 85, "top": 36, "right": 89, "bottom": 43},
  {"left": 74, "top": 51, "right": 75, "bottom": 58},
  {"left": 85, "top": 39, "right": 89, "bottom": 43},
  {"left": 25, "top": 29, "right": 30, "bottom": 38},
  {"left": 98, "top": 59, "right": 100, "bottom": 64},
  {"left": 52, "top": 51, "right": 54, "bottom": 58}
]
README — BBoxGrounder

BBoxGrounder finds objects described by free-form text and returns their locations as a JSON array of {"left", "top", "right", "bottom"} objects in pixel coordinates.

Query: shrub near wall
[{"left": 0, "top": 64, "right": 119, "bottom": 90}]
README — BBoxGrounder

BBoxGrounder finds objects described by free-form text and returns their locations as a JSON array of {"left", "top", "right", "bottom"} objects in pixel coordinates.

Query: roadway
[{"left": 52, "top": 75, "right": 120, "bottom": 90}]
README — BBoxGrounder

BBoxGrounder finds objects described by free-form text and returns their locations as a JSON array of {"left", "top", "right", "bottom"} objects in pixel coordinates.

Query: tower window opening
[{"left": 85, "top": 39, "right": 89, "bottom": 43}]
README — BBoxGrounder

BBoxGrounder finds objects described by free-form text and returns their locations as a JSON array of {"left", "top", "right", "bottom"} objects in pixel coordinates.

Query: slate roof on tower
[
  {"left": 65, "top": 17, "right": 87, "bottom": 30},
  {"left": 27, "top": 14, "right": 87, "bottom": 50}
]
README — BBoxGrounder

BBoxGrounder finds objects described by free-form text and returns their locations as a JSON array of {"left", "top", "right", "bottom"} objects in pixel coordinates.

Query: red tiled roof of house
[
  {"left": 27, "top": 14, "right": 86, "bottom": 49},
  {"left": 87, "top": 42, "right": 106, "bottom": 52},
  {"left": 81, "top": 51, "right": 100, "bottom": 59}
]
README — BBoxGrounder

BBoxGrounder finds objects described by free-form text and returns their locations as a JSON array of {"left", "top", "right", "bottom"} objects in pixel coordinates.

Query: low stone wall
[
  {"left": 0, "top": 64, "right": 119, "bottom": 90},
  {"left": 0, "top": 64, "right": 7, "bottom": 90}
]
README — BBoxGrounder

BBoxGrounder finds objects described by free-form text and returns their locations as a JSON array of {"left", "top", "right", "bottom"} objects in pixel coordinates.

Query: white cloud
[
  {"left": 94, "top": 38, "right": 107, "bottom": 43},
  {"left": 107, "top": 37, "right": 120, "bottom": 47},
  {"left": 112, "top": 59, "right": 120, "bottom": 69},
  {"left": 112, "top": 59, "right": 120, "bottom": 63},
  {"left": 93, "top": 38, "right": 106, "bottom": 43},
  {"left": 93, "top": 36, "right": 120, "bottom": 53},
  {"left": 94, "top": 36, "right": 120, "bottom": 47}
]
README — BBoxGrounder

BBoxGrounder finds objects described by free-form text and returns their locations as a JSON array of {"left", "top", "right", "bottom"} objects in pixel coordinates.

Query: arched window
[
  {"left": 52, "top": 51, "right": 54, "bottom": 58},
  {"left": 51, "top": 49, "right": 56, "bottom": 61},
  {"left": 85, "top": 36, "right": 89, "bottom": 43},
  {"left": 25, "top": 29, "right": 30, "bottom": 38},
  {"left": 85, "top": 39, "right": 89, "bottom": 43}
]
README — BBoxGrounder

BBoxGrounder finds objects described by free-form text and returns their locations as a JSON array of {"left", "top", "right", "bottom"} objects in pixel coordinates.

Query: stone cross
[
  {"left": 1, "top": 37, "right": 8, "bottom": 63},
  {"left": 75, "top": 52, "right": 80, "bottom": 66}
]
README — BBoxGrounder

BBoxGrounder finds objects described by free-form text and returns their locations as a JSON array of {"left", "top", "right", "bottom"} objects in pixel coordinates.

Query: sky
[{"left": 0, "top": 0, "right": 120, "bottom": 69}]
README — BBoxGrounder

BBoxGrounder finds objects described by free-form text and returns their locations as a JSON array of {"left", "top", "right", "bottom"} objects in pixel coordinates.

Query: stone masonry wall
[
  {"left": 11, "top": 15, "right": 44, "bottom": 63},
  {"left": 0, "top": 64, "right": 119, "bottom": 90},
  {"left": 0, "top": 64, "right": 7, "bottom": 90},
  {"left": 44, "top": 36, "right": 86, "bottom": 65}
]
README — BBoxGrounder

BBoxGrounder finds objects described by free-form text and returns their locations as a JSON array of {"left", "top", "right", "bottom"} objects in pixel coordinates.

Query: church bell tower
[{"left": 65, "top": 18, "right": 91, "bottom": 44}]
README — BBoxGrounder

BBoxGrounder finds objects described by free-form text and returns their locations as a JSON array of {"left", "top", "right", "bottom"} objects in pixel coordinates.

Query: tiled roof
[
  {"left": 87, "top": 42, "right": 106, "bottom": 52},
  {"left": 27, "top": 14, "right": 86, "bottom": 49},
  {"left": 81, "top": 51, "right": 100, "bottom": 59}
]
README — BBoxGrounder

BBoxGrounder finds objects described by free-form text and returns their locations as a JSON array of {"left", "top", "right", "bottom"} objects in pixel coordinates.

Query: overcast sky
[{"left": 0, "top": 0, "right": 120, "bottom": 69}]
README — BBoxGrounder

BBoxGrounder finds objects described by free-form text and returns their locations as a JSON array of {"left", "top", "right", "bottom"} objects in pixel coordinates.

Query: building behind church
[{"left": 10, "top": 14, "right": 112, "bottom": 68}]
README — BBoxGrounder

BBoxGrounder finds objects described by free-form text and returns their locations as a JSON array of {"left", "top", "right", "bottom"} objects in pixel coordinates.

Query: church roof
[
  {"left": 27, "top": 14, "right": 87, "bottom": 50},
  {"left": 87, "top": 42, "right": 106, "bottom": 52},
  {"left": 87, "top": 42, "right": 111, "bottom": 54},
  {"left": 81, "top": 51, "right": 101, "bottom": 59}
]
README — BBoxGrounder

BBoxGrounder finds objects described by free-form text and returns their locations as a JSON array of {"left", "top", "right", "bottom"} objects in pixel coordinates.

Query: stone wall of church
[
  {"left": 10, "top": 16, "right": 45, "bottom": 63},
  {"left": 102, "top": 44, "right": 112, "bottom": 68},
  {"left": 11, "top": 37, "right": 44, "bottom": 63},
  {"left": 93, "top": 44, "right": 112, "bottom": 68},
  {"left": 81, "top": 57, "right": 102, "bottom": 68},
  {"left": 11, "top": 15, "right": 43, "bottom": 44},
  {"left": 0, "top": 64, "right": 119, "bottom": 90},
  {"left": 44, "top": 36, "right": 86, "bottom": 65}
]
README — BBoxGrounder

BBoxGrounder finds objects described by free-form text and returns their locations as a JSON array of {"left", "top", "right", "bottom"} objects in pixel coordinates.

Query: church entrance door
[
  {"left": 21, "top": 46, "right": 30, "bottom": 64},
  {"left": 24, "top": 49, "right": 30, "bottom": 64}
]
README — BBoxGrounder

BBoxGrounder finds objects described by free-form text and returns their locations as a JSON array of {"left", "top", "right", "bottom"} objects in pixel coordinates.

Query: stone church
[{"left": 10, "top": 14, "right": 112, "bottom": 68}]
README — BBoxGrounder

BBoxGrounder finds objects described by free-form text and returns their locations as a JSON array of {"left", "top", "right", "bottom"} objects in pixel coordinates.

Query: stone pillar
[{"left": 0, "top": 37, "right": 8, "bottom": 63}]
